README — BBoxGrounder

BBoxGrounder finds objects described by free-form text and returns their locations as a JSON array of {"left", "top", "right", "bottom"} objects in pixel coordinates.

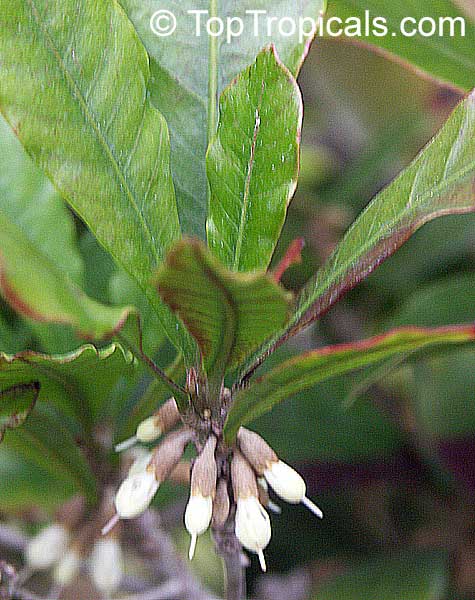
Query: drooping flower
[
  {"left": 104, "top": 428, "right": 193, "bottom": 534},
  {"left": 114, "top": 469, "right": 160, "bottom": 519},
  {"left": 212, "top": 478, "right": 230, "bottom": 528},
  {"left": 185, "top": 434, "right": 217, "bottom": 559},
  {"left": 53, "top": 548, "right": 81, "bottom": 587},
  {"left": 257, "top": 477, "right": 281, "bottom": 514},
  {"left": 185, "top": 494, "right": 214, "bottom": 559},
  {"left": 115, "top": 397, "right": 180, "bottom": 452},
  {"left": 235, "top": 496, "right": 271, "bottom": 572},
  {"left": 238, "top": 428, "right": 323, "bottom": 518},
  {"left": 231, "top": 449, "right": 271, "bottom": 571},
  {"left": 90, "top": 538, "right": 124, "bottom": 595},
  {"left": 25, "top": 523, "right": 69, "bottom": 570},
  {"left": 263, "top": 460, "right": 322, "bottom": 517}
]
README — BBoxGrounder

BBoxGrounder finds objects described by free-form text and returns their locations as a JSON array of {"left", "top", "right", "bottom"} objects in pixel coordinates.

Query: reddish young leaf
[
  {"left": 272, "top": 238, "right": 306, "bottom": 283},
  {"left": 225, "top": 324, "right": 475, "bottom": 442}
]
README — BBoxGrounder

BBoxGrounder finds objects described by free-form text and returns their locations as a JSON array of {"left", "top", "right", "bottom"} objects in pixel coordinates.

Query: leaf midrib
[
  {"left": 232, "top": 80, "right": 265, "bottom": 271},
  {"left": 27, "top": 0, "right": 161, "bottom": 267},
  {"left": 198, "top": 247, "right": 239, "bottom": 389}
]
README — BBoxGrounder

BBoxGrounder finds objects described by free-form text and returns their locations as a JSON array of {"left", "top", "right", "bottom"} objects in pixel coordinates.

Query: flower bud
[
  {"left": 184, "top": 494, "right": 213, "bottom": 560},
  {"left": 53, "top": 548, "right": 81, "bottom": 586},
  {"left": 127, "top": 449, "right": 153, "bottom": 477},
  {"left": 185, "top": 435, "right": 217, "bottom": 559},
  {"left": 25, "top": 523, "right": 69, "bottom": 570},
  {"left": 238, "top": 428, "right": 322, "bottom": 518},
  {"left": 150, "top": 427, "right": 193, "bottom": 483},
  {"left": 237, "top": 428, "right": 278, "bottom": 475},
  {"left": 212, "top": 478, "right": 230, "bottom": 528},
  {"left": 115, "top": 398, "right": 180, "bottom": 452},
  {"left": 169, "top": 461, "right": 191, "bottom": 486},
  {"left": 263, "top": 460, "right": 323, "bottom": 518},
  {"left": 138, "top": 398, "right": 180, "bottom": 442},
  {"left": 90, "top": 538, "right": 123, "bottom": 595},
  {"left": 235, "top": 497, "right": 271, "bottom": 572},
  {"left": 105, "top": 429, "right": 193, "bottom": 534},
  {"left": 114, "top": 469, "right": 159, "bottom": 519},
  {"left": 231, "top": 450, "right": 270, "bottom": 572}
]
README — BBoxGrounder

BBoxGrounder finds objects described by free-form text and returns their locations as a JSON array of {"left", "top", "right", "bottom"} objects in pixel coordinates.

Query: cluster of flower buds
[
  {"left": 108, "top": 399, "right": 209, "bottom": 552},
  {"left": 25, "top": 495, "right": 124, "bottom": 596},
  {"left": 111, "top": 398, "right": 322, "bottom": 571}
]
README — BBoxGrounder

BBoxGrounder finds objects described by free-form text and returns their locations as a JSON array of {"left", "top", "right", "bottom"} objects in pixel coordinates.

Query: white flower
[
  {"left": 114, "top": 470, "right": 159, "bottom": 519},
  {"left": 136, "top": 415, "right": 162, "bottom": 442},
  {"left": 25, "top": 523, "right": 69, "bottom": 570},
  {"left": 115, "top": 398, "right": 179, "bottom": 452},
  {"left": 184, "top": 494, "right": 213, "bottom": 560},
  {"left": 114, "top": 434, "right": 139, "bottom": 453},
  {"left": 235, "top": 496, "right": 271, "bottom": 572},
  {"left": 114, "top": 417, "right": 160, "bottom": 453},
  {"left": 127, "top": 449, "right": 153, "bottom": 477},
  {"left": 90, "top": 538, "right": 123, "bottom": 595},
  {"left": 263, "top": 460, "right": 323, "bottom": 518},
  {"left": 53, "top": 549, "right": 81, "bottom": 586}
]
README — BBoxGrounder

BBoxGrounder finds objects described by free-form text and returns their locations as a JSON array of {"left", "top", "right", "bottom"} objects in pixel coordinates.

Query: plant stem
[
  {"left": 223, "top": 547, "right": 245, "bottom": 600},
  {"left": 130, "top": 510, "right": 218, "bottom": 600},
  {"left": 207, "top": 0, "right": 219, "bottom": 147},
  {"left": 213, "top": 522, "right": 246, "bottom": 600},
  {"left": 0, "top": 523, "right": 28, "bottom": 552},
  {"left": 116, "top": 317, "right": 189, "bottom": 410}
]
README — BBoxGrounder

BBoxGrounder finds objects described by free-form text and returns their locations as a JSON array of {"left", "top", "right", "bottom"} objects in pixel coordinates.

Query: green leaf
[
  {"left": 0, "top": 382, "right": 39, "bottom": 442},
  {"left": 118, "top": 354, "right": 184, "bottom": 438},
  {"left": 0, "top": 115, "right": 96, "bottom": 353},
  {"left": 2, "top": 403, "right": 97, "bottom": 502},
  {"left": 155, "top": 239, "right": 292, "bottom": 388},
  {"left": 0, "top": 447, "right": 77, "bottom": 511},
  {"left": 121, "top": 0, "right": 326, "bottom": 237},
  {"left": 329, "top": 0, "right": 475, "bottom": 91},
  {"left": 0, "top": 209, "right": 134, "bottom": 341},
  {"left": 0, "top": 115, "right": 84, "bottom": 286},
  {"left": 239, "top": 88, "right": 475, "bottom": 380},
  {"left": 250, "top": 345, "right": 403, "bottom": 463},
  {"left": 389, "top": 273, "right": 475, "bottom": 329},
  {"left": 79, "top": 231, "right": 117, "bottom": 306},
  {"left": 255, "top": 375, "right": 404, "bottom": 462},
  {"left": 0, "top": 307, "right": 32, "bottom": 354},
  {"left": 224, "top": 324, "right": 475, "bottom": 442},
  {"left": 207, "top": 46, "right": 302, "bottom": 272},
  {"left": 384, "top": 274, "right": 475, "bottom": 439},
  {"left": 0, "top": 343, "right": 134, "bottom": 427},
  {"left": 411, "top": 348, "right": 475, "bottom": 439},
  {"left": 343, "top": 273, "right": 475, "bottom": 408},
  {"left": 313, "top": 553, "right": 447, "bottom": 600},
  {"left": 0, "top": 0, "right": 196, "bottom": 361},
  {"left": 109, "top": 270, "right": 165, "bottom": 357}
]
